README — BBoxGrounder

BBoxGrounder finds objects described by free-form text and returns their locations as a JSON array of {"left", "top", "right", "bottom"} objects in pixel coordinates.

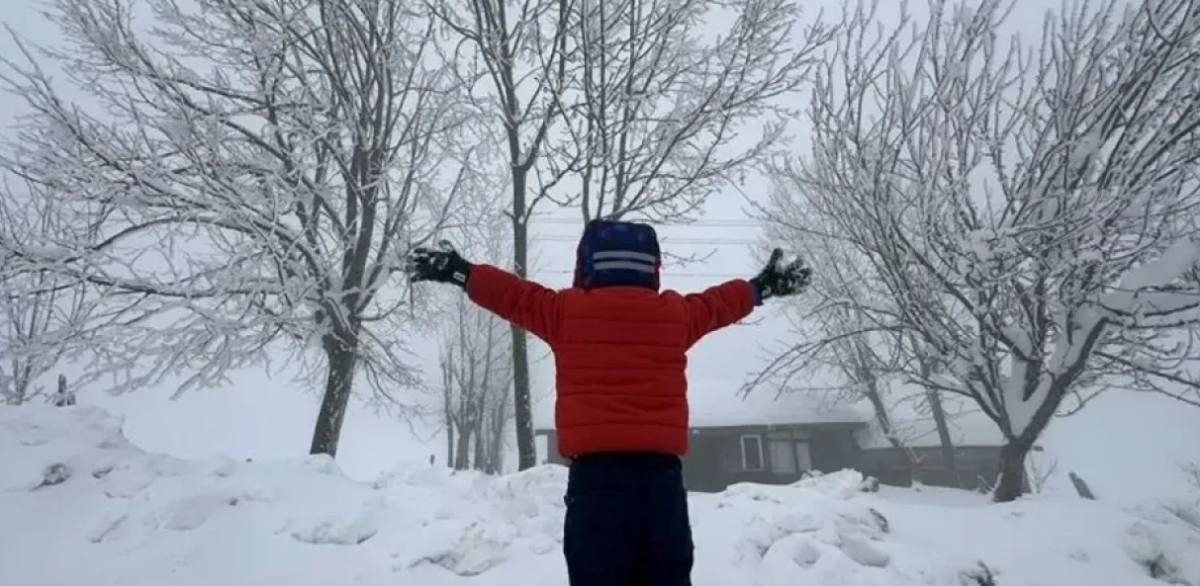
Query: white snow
[
  {"left": 3, "top": 404, "right": 1199, "bottom": 586},
  {"left": 1103, "top": 238, "right": 1200, "bottom": 325}
]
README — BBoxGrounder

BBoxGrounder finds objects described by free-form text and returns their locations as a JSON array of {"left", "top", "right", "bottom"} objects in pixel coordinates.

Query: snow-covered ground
[{"left": 2, "top": 405, "right": 1198, "bottom": 586}]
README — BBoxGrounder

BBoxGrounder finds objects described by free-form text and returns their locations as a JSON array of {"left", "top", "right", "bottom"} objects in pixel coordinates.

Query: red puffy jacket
[{"left": 466, "top": 264, "right": 756, "bottom": 458}]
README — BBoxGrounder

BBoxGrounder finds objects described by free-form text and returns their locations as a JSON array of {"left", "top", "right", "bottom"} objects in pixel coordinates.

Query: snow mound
[{"left": 2, "top": 405, "right": 1198, "bottom": 586}]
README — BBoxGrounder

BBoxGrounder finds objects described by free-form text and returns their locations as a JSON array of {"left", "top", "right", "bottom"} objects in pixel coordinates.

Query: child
[{"left": 405, "top": 219, "right": 810, "bottom": 586}]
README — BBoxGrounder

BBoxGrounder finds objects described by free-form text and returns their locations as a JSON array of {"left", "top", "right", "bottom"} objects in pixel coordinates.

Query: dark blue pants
[{"left": 563, "top": 453, "right": 694, "bottom": 586}]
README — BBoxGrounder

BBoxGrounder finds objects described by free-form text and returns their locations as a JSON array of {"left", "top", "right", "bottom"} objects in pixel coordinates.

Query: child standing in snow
[{"left": 405, "top": 220, "right": 810, "bottom": 586}]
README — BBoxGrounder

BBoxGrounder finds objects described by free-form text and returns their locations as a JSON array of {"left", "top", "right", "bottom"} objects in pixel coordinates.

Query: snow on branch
[
  {"left": 760, "top": 0, "right": 1200, "bottom": 458},
  {"left": 0, "top": 0, "right": 483, "bottom": 398},
  {"left": 0, "top": 177, "right": 115, "bottom": 404},
  {"left": 546, "top": 0, "right": 838, "bottom": 224}
]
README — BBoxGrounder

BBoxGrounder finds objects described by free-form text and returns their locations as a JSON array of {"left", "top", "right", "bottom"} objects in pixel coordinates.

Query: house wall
[
  {"left": 538, "top": 431, "right": 566, "bottom": 465},
  {"left": 536, "top": 430, "right": 730, "bottom": 492},
  {"left": 536, "top": 425, "right": 867, "bottom": 492},
  {"left": 808, "top": 428, "right": 861, "bottom": 472},
  {"left": 714, "top": 436, "right": 779, "bottom": 487},
  {"left": 857, "top": 445, "right": 1005, "bottom": 491},
  {"left": 537, "top": 427, "right": 1008, "bottom": 493},
  {"left": 682, "top": 434, "right": 727, "bottom": 492},
  {"left": 702, "top": 425, "right": 863, "bottom": 491}
]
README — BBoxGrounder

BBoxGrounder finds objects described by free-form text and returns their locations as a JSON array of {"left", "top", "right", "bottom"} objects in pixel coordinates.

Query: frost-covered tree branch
[
  {"left": 426, "top": 0, "right": 576, "bottom": 470},
  {"left": 0, "top": 178, "right": 113, "bottom": 404},
  {"left": 549, "top": 0, "right": 835, "bottom": 225},
  {"left": 0, "top": 0, "right": 481, "bottom": 456},
  {"left": 438, "top": 293, "right": 514, "bottom": 473},
  {"left": 425, "top": 193, "right": 514, "bottom": 473},
  {"left": 746, "top": 205, "right": 966, "bottom": 485},
  {"left": 760, "top": 0, "right": 1200, "bottom": 501}
]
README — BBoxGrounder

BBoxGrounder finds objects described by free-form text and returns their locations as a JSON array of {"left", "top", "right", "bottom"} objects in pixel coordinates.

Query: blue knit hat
[{"left": 573, "top": 220, "right": 661, "bottom": 290}]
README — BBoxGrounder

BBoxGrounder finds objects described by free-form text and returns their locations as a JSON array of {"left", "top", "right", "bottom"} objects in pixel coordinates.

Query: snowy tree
[
  {"left": 549, "top": 0, "right": 835, "bottom": 225},
  {"left": 0, "top": 178, "right": 108, "bottom": 405},
  {"left": 745, "top": 213, "right": 963, "bottom": 486},
  {"left": 762, "top": 0, "right": 1200, "bottom": 501},
  {"left": 432, "top": 201, "right": 515, "bottom": 474},
  {"left": 438, "top": 294, "right": 514, "bottom": 473},
  {"left": 0, "top": 0, "right": 480, "bottom": 456},
  {"left": 428, "top": 0, "right": 835, "bottom": 468},
  {"left": 425, "top": 0, "right": 574, "bottom": 470}
]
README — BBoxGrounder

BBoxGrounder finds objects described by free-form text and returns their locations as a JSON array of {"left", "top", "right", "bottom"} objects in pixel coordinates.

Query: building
[
  {"left": 533, "top": 384, "right": 1008, "bottom": 492},
  {"left": 854, "top": 410, "right": 1011, "bottom": 490}
]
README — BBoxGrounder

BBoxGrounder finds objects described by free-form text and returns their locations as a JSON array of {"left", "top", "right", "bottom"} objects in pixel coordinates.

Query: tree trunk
[
  {"left": 993, "top": 439, "right": 1032, "bottom": 502},
  {"left": 511, "top": 324, "right": 535, "bottom": 469},
  {"left": 855, "top": 353, "right": 917, "bottom": 484},
  {"left": 908, "top": 343, "right": 959, "bottom": 488},
  {"left": 487, "top": 416, "right": 503, "bottom": 473},
  {"left": 926, "top": 387, "right": 961, "bottom": 488},
  {"left": 993, "top": 372, "right": 1064, "bottom": 502},
  {"left": 472, "top": 423, "right": 485, "bottom": 470},
  {"left": 510, "top": 175, "right": 536, "bottom": 471},
  {"left": 309, "top": 329, "right": 359, "bottom": 457},
  {"left": 455, "top": 398, "right": 473, "bottom": 470},
  {"left": 864, "top": 382, "right": 918, "bottom": 483},
  {"left": 475, "top": 341, "right": 494, "bottom": 472},
  {"left": 443, "top": 362, "right": 455, "bottom": 468},
  {"left": 445, "top": 419, "right": 455, "bottom": 469},
  {"left": 455, "top": 424, "right": 472, "bottom": 470},
  {"left": 53, "top": 373, "right": 75, "bottom": 407},
  {"left": 487, "top": 388, "right": 510, "bottom": 473},
  {"left": 7, "top": 363, "right": 33, "bottom": 405}
]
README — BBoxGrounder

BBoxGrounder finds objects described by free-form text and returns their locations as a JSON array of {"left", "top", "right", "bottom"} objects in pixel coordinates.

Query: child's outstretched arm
[
  {"left": 405, "top": 243, "right": 562, "bottom": 344},
  {"left": 466, "top": 264, "right": 562, "bottom": 344},
  {"left": 681, "top": 248, "right": 813, "bottom": 347},
  {"left": 682, "top": 279, "right": 757, "bottom": 347}
]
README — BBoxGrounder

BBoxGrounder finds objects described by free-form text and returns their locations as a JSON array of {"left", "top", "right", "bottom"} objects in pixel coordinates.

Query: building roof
[
  {"left": 853, "top": 397, "right": 1005, "bottom": 448},
  {"left": 532, "top": 379, "right": 871, "bottom": 431}
]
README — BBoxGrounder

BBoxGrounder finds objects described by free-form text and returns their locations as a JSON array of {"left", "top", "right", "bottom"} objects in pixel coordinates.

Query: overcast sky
[{"left": 2, "top": 0, "right": 1198, "bottom": 503}]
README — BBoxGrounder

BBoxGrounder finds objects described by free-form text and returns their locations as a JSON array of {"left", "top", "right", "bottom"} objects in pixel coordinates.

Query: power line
[
  {"left": 529, "top": 216, "right": 762, "bottom": 228},
  {"left": 539, "top": 269, "right": 743, "bottom": 278},
  {"left": 532, "top": 235, "right": 759, "bottom": 245}
]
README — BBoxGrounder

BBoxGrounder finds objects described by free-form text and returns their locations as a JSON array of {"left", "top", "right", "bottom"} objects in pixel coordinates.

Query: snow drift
[{"left": 1, "top": 405, "right": 1197, "bottom": 586}]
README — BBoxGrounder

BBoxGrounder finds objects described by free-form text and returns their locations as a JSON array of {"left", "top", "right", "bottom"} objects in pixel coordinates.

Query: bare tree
[
  {"left": 763, "top": 0, "right": 1200, "bottom": 502},
  {"left": 744, "top": 221, "right": 920, "bottom": 478},
  {"left": 435, "top": 211, "right": 515, "bottom": 473},
  {"left": 0, "top": 0, "right": 479, "bottom": 456},
  {"left": 747, "top": 208, "right": 968, "bottom": 485},
  {"left": 0, "top": 179, "right": 107, "bottom": 405},
  {"left": 439, "top": 294, "right": 514, "bottom": 473},
  {"left": 426, "top": 0, "right": 575, "bottom": 470},
  {"left": 428, "top": 0, "right": 836, "bottom": 468},
  {"left": 550, "top": 0, "right": 835, "bottom": 226},
  {"left": 904, "top": 333, "right": 962, "bottom": 486}
]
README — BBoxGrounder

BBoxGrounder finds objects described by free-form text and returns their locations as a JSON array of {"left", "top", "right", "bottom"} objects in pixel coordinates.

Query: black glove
[
  {"left": 405, "top": 240, "right": 472, "bottom": 289},
  {"left": 750, "top": 248, "right": 811, "bottom": 302}
]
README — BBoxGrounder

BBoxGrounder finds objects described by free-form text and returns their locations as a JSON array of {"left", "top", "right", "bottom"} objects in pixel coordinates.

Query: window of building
[
  {"left": 768, "top": 438, "right": 814, "bottom": 474},
  {"left": 768, "top": 439, "right": 797, "bottom": 474},
  {"left": 740, "top": 435, "right": 764, "bottom": 471},
  {"left": 795, "top": 440, "right": 814, "bottom": 471}
]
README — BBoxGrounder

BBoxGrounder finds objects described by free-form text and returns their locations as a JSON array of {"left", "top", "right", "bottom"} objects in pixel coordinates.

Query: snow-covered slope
[{"left": 2, "top": 405, "right": 1197, "bottom": 586}]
